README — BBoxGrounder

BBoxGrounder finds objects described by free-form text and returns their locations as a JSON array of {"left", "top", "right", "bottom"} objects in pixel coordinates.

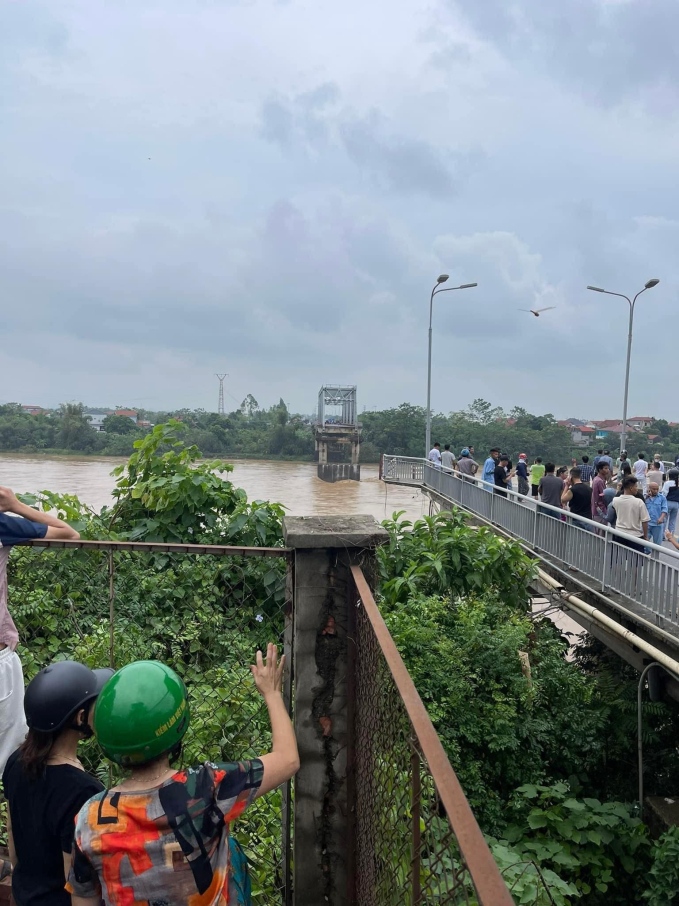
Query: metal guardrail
[
  {"left": 383, "top": 455, "right": 679, "bottom": 629},
  {"left": 350, "top": 565, "right": 515, "bottom": 905}
]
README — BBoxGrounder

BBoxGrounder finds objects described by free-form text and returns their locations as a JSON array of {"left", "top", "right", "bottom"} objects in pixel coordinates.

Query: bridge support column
[{"left": 283, "top": 515, "right": 388, "bottom": 906}]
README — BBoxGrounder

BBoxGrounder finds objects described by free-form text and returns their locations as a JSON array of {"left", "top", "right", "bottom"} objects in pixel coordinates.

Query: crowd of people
[
  {"left": 0, "top": 485, "right": 299, "bottom": 906},
  {"left": 428, "top": 443, "right": 679, "bottom": 553}
]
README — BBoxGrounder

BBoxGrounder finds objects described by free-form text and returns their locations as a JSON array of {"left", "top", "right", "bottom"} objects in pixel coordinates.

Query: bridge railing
[
  {"left": 350, "top": 565, "right": 515, "bottom": 905},
  {"left": 383, "top": 455, "right": 679, "bottom": 629}
]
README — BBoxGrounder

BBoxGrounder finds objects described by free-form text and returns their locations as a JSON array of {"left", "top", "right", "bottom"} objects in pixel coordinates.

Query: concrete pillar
[
  {"left": 351, "top": 439, "right": 360, "bottom": 465},
  {"left": 283, "top": 515, "right": 388, "bottom": 906},
  {"left": 318, "top": 439, "right": 328, "bottom": 464}
]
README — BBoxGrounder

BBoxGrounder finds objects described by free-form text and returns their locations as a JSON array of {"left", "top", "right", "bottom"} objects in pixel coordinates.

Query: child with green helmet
[{"left": 67, "top": 644, "right": 298, "bottom": 906}]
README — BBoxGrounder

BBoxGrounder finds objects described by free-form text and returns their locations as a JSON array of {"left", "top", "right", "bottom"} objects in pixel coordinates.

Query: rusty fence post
[
  {"left": 282, "top": 516, "right": 388, "bottom": 906},
  {"left": 108, "top": 549, "right": 115, "bottom": 669}
]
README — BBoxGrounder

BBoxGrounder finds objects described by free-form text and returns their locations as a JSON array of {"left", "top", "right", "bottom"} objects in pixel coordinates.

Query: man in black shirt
[
  {"left": 561, "top": 467, "right": 593, "bottom": 531},
  {"left": 493, "top": 454, "right": 513, "bottom": 498}
]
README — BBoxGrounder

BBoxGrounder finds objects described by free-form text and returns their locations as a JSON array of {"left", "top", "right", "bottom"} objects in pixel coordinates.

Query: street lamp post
[
  {"left": 425, "top": 276, "right": 478, "bottom": 456},
  {"left": 587, "top": 279, "right": 659, "bottom": 453}
]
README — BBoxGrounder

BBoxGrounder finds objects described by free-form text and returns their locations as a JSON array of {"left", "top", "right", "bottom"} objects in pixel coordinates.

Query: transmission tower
[{"left": 216, "top": 374, "right": 228, "bottom": 415}]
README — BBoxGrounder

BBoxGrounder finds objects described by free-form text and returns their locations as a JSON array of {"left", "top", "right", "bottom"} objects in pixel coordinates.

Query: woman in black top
[{"left": 2, "top": 661, "right": 112, "bottom": 906}]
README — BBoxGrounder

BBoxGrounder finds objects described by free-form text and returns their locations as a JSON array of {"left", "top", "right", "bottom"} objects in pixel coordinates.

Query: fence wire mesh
[
  {"left": 353, "top": 594, "right": 477, "bottom": 904},
  {"left": 352, "top": 568, "right": 558, "bottom": 906},
  {"left": 6, "top": 540, "right": 292, "bottom": 906}
]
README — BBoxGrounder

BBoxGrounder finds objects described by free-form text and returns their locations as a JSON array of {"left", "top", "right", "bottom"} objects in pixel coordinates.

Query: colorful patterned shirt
[{"left": 67, "top": 760, "right": 263, "bottom": 906}]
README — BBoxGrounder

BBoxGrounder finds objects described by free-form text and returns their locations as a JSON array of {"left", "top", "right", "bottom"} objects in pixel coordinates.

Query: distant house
[
  {"left": 115, "top": 409, "right": 138, "bottom": 423},
  {"left": 86, "top": 411, "right": 111, "bottom": 432},
  {"left": 137, "top": 420, "right": 151, "bottom": 429},
  {"left": 21, "top": 405, "right": 46, "bottom": 416},
  {"left": 570, "top": 426, "right": 594, "bottom": 447},
  {"left": 629, "top": 416, "right": 653, "bottom": 429}
]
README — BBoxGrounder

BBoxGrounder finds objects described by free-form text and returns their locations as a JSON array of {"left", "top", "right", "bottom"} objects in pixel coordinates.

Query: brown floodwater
[{"left": 0, "top": 455, "right": 430, "bottom": 524}]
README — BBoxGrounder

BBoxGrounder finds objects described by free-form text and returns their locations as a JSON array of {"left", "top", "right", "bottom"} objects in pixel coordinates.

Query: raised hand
[{"left": 250, "top": 643, "right": 285, "bottom": 698}]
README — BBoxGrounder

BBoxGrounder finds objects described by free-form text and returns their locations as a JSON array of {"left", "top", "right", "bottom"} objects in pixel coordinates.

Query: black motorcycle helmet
[{"left": 24, "top": 661, "right": 114, "bottom": 733}]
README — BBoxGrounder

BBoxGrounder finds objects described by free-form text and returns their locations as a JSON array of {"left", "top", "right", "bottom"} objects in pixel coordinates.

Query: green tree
[{"left": 102, "top": 414, "right": 139, "bottom": 435}]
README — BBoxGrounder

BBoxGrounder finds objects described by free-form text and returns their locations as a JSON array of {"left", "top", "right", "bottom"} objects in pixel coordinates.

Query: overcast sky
[{"left": 2, "top": 0, "right": 677, "bottom": 420}]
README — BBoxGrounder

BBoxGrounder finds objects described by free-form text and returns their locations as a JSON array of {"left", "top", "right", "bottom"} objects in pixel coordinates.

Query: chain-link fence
[
  {"left": 6, "top": 539, "right": 293, "bottom": 906},
  {"left": 351, "top": 564, "right": 560, "bottom": 906}
]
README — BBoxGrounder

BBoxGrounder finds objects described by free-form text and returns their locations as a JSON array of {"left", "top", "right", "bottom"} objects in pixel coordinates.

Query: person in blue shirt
[
  {"left": 482, "top": 448, "right": 500, "bottom": 492},
  {"left": 645, "top": 480, "right": 668, "bottom": 548}
]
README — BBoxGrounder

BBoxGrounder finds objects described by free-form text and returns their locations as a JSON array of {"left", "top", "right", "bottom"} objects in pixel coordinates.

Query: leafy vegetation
[
  {"left": 378, "top": 509, "right": 679, "bottom": 904},
  {"left": 4, "top": 397, "right": 676, "bottom": 464}
]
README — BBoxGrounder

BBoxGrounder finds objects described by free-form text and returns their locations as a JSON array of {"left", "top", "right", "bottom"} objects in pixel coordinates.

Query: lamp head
[
  {"left": 437, "top": 274, "right": 449, "bottom": 284},
  {"left": 459, "top": 283, "right": 478, "bottom": 289},
  {"left": 645, "top": 278, "right": 659, "bottom": 289},
  {"left": 587, "top": 285, "right": 605, "bottom": 293}
]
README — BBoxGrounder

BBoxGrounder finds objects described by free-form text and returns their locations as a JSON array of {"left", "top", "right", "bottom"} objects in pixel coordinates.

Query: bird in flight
[{"left": 518, "top": 307, "right": 556, "bottom": 317}]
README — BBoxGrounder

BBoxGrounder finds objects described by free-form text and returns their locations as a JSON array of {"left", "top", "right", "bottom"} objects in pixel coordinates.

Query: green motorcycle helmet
[{"left": 94, "top": 661, "right": 190, "bottom": 766}]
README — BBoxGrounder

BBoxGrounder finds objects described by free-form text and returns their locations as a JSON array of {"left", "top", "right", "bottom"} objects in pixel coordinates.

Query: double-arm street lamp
[
  {"left": 425, "top": 275, "right": 478, "bottom": 456},
  {"left": 587, "top": 278, "right": 660, "bottom": 453}
]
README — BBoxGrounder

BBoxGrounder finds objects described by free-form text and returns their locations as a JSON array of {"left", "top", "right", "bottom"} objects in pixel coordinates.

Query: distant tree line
[{"left": 1, "top": 398, "right": 677, "bottom": 465}]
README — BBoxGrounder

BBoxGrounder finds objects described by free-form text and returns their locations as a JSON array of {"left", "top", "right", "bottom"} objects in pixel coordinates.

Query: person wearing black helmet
[{"left": 2, "top": 661, "right": 113, "bottom": 906}]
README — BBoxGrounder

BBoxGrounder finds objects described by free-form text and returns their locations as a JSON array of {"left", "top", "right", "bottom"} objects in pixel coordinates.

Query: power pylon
[{"left": 216, "top": 374, "right": 228, "bottom": 415}]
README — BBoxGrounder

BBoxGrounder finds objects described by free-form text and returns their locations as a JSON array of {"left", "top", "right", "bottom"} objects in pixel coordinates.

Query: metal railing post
[
  {"left": 108, "top": 550, "right": 115, "bottom": 669},
  {"left": 489, "top": 490, "right": 495, "bottom": 523},
  {"left": 532, "top": 507, "right": 538, "bottom": 549},
  {"left": 602, "top": 531, "right": 610, "bottom": 592}
]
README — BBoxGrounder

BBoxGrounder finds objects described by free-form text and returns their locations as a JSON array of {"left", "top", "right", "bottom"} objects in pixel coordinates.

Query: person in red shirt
[{"left": 591, "top": 462, "right": 611, "bottom": 525}]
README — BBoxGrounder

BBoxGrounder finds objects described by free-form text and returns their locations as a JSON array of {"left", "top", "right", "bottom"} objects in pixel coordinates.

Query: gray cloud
[
  {"left": 455, "top": 0, "right": 679, "bottom": 106},
  {"left": 1, "top": 0, "right": 679, "bottom": 421}
]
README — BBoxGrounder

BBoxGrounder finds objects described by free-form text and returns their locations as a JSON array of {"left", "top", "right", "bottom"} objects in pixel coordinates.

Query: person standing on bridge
[
  {"left": 633, "top": 453, "right": 648, "bottom": 495},
  {"left": 561, "top": 467, "right": 593, "bottom": 531},
  {"left": 538, "top": 463, "right": 563, "bottom": 517},
  {"left": 579, "top": 455, "right": 594, "bottom": 484},
  {"left": 428, "top": 442, "right": 442, "bottom": 468},
  {"left": 0, "top": 487, "right": 80, "bottom": 774},
  {"left": 493, "top": 454, "right": 513, "bottom": 498},
  {"left": 611, "top": 476, "right": 650, "bottom": 553},
  {"left": 482, "top": 448, "right": 500, "bottom": 491},
  {"left": 441, "top": 444, "right": 456, "bottom": 472},
  {"left": 591, "top": 461, "right": 611, "bottom": 525},
  {"left": 457, "top": 448, "right": 478, "bottom": 481},
  {"left": 647, "top": 460, "right": 664, "bottom": 492},
  {"left": 529, "top": 457, "right": 545, "bottom": 500},
  {"left": 516, "top": 454, "right": 530, "bottom": 497},
  {"left": 645, "top": 481, "right": 668, "bottom": 548},
  {"left": 662, "top": 469, "right": 679, "bottom": 538}
]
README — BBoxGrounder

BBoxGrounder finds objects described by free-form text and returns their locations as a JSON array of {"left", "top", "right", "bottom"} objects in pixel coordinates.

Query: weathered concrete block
[
  {"left": 317, "top": 463, "right": 361, "bottom": 482},
  {"left": 284, "top": 515, "right": 387, "bottom": 906}
]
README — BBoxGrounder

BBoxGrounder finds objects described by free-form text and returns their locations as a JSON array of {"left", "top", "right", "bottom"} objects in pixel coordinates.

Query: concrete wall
[{"left": 283, "top": 515, "right": 388, "bottom": 906}]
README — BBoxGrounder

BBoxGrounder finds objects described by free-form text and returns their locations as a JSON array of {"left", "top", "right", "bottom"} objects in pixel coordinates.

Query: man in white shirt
[
  {"left": 428, "top": 443, "right": 442, "bottom": 468},
  {"left": 633, "top": 453, "right": 648, "bottom": 494},
  {"left": 611, "top": 476, "right": 650, "bottom": 553}
]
